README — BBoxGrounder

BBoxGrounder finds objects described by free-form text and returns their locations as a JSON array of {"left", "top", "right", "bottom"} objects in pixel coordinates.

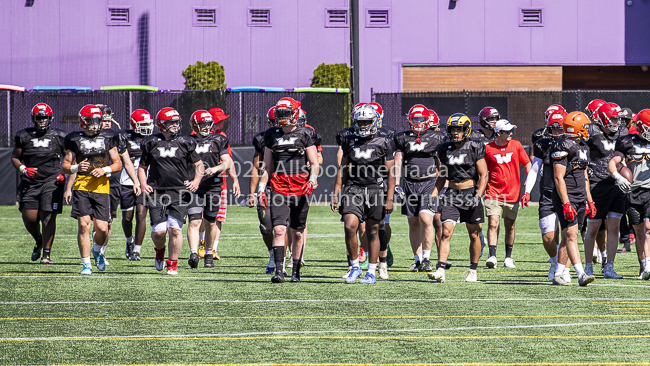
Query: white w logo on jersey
[
  {"left": 32, "top": 138, "right": 51, "bottom": 148},
  {"left": 157, "top": 146, "right": 178, "bottom": 158},
  {"left": 195, "top": 143, "right": 210, "bottom": 154},
  {"left": 353, "top": 148, "right": 375, "bottom": 160},
  {"left": 601, "top": 140, "right": 616, "bottom": 151},
  {"left": 408, "top": 141, "right": 428, "bottom": 151},
  {"left": 276, "top": 136, "right": 298, "bottom": 145},
  {"left": 578, "top": 150, "right": 588, "bottom": 160},
  {"left": 80, "top": 137, "right": 105, "bottom": 151},
  {"left": 634, "top": 146, "right": 650, "bottom": 155},
  {"left": 448, "top": 154, "right": 467, "bottom": 165},
  {"left": 128, "top": 141, "right": 140, "bottom": 150},
  {"left": 494, "top": 152, "right": 513, "bottom": 164}
]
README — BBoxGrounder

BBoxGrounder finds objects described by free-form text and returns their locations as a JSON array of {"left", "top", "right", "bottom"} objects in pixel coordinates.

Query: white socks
[
  {"left": 368, "top": 263, "right": 377, "bottom": 275},
  {"left": 422, "top": 250, "right": 431, "bottom": 260},
  {"left": 573, "top": 263, "right": 585, "bottom": 277},
  {"left": 351, "top": 259, "right": 360, "bottom": 268},
  {"left": 81, "top": 257, "right": 91, "bottom": 265},
  {"left": 134, "top": 245, "right": 141, "bottom": 253}
]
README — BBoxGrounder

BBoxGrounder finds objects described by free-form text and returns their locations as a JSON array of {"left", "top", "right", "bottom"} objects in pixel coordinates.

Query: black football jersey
[
  {"left": 341, "top": 134, "right": 395, "bottom": 187},
  {"left": 550, "top": 138, "right": 590, "bottom": 203},
  {"left": 378, "top": 126, "right": 396, "bottom": 138},
  {"left": 14, "top": 127, "right": 66, "bottom": 182},
  {"left": 615, "top": 134, "right": 650, "bottom": 191},
  {"left": 263, "top": 126, "right": 317, "bottom": 175},
  {"left": 64, "top": 129, "right": 119, "bottom": 177},
  {"left": 336, "top": 127, "right": 355, "bottom": 146},
  {"left": 252, "top": 131, "right": 267, "bottom": 155},
  {"left": 587, "top": 127, "right": 626, "bottom": 184},
  {"left": 531, "top": 127, "right": 548, "bottom": 144},
  {"left": 533, "top": 137, "right": 557, "bottom": 192},
  {"left": 192, "top": 133, "right": 230, "bottom": 193},
  {"left": 140, "top": 134, "right": 201, "bottom": 190},
  {"left": 117, "top": 130, "right": 145, "bottom": 186},
  {"left": 394, "top": 129, "right": 446, "bottom": 179},
  {"left": 469, "top": 129, "right": 496, "bottom": 145},
  {"left": 437, "top": 140, "right": 486, "bottom": 183}
]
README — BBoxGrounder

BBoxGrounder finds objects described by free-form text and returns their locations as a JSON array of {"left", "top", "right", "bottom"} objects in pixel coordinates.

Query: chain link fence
[{"left": 4, "top": 91, "right": 349, "bottom": 148}]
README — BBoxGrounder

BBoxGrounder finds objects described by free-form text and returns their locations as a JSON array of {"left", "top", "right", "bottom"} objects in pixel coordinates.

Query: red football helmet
[
  {"left": 637, "top": 109, "right": 650, "bottom": 141},
  {"left": 267, "top": 106, "right": 277, "bottom": 127},
  {"left": 478, "top": 106, "right": 500, "bottom": 129},
  {"left": 545, "top": 104, "right": 566, "bottom": 122},
  {"left": 78, "top": 104, "right": 103, "bottom": 134},
  {"left": 595, "top": 102, "right": 623, "bottom": 133},
  {"left": 130, "top": 109, "right": 154, "bottom": 136},
  {"left": 156, "top": 107, "right": 182, "bottom": 136},
  {"left": 190, "top": 110, "right": 215, "bottom": 137},
  {"left": 428, "top": 108, "right": 440, "bottom": 129},
  {"left": 353, "top": 102, "right": 368, "bottom": 110},
  {"left": 545, "top": 109, "right": 567, "bottom": 138},
  {"left": 275, "top": 97, "right": 301, "bottom": 126},
  {"left": 584, "top": 99, "right": 606, "bottom": 122},
  {"left": 407, "top": 105, "right": 430, "bottom": 134},
  {"left": 31, "top": 103, "right": 53, "bottom": 132}
]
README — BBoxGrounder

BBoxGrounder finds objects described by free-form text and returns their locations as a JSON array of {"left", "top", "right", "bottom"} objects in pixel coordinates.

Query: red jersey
[
  {"left": 628, "top": 125, "right": 638, "bottom": 135},
  {"left": 484, "top": 139, "right": 530, "bottom": 202}
]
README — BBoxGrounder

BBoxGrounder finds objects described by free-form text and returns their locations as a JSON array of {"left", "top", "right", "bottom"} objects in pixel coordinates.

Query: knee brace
[{"left": 628, "top": 207, "right": 642, "bottom": 226}]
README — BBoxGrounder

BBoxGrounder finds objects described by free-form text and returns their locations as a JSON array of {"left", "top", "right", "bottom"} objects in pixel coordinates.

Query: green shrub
[
  {"left": 310, "top": 63, "right": 350, "bottom": 88},
  {"left": 182, "top": 61, "right": 227, "bottom": 90}
]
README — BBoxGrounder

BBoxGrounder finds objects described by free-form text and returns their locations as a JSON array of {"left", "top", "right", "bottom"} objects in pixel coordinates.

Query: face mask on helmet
[
  {"left": 409, "top": 117, "right": 428, "bottom": 132},
  {"left": 135, "top": 121, "right": 153, "bottom": 135},
  {"left": 448, "top": 126, "right": 466, "bottom": 142},
  {"left": 275, "top": 108, "right": 296, "bottom": 126},
  {"left": 163, "top": 120, "right": 181, "bottom": 136},
  {"left": 83, "top": 116, "right": 103, "bottom": 134},
  {"left": 195, "top": 120, "right": 213, "bottom": 137},
  {"left": 355, "top": 118, "right": 375, "bottom": 137},
  {"left": 353, "top": 105, "right": 379, "bottom": 138},
  {"left": 32, "top": 115, "right": 51, "bottom": 132}
]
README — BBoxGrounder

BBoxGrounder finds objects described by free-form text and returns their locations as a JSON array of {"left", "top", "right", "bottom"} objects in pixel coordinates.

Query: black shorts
[
  {"left": 628, "top": 189, "right": 650, "bottom": 223},
  {"left": 552, "top": 195, "right": 586, "bottom": 230},
  {"left": 146, "top": 190, "right": 192, "bottom": 226},
  {"left": 269, "top": 191, "right": 309, "bottom": 230},
  {"left": 590, "top": 182, "right": 625, "bottom": 220},
  {"left": 402, "top": 178, "right": 437, "bottom": 218},
  {"left": 71, "top": 190, "right": 111, "bottom": 222},
  {"left": 120, "top": 185, "right": 145, "bottom": 211},
  {"left": 109, "top": 185, "right": 121, "bottom": 219},
  {"left": 438, "top": 187, "right": 484, "bottom": 224},
  {"left": 18, "top": 178, "right": 64, "bottom": 214},
  {"left": 188, "top": 191, "right": 222, "bottom": 222},
  {"left": 257, "top": 198, "right": 273, "bottom": 235},
  {"left": 538, "top": 190, "right": 555, "bottom": 220},
  {"left": 339, "top": 185, "right": 385, "bottom": 223}
]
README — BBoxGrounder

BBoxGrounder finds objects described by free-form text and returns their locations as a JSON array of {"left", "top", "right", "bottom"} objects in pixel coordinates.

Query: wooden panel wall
[{"left": 402, "top": 66, "right": 563, "bottom": 92}]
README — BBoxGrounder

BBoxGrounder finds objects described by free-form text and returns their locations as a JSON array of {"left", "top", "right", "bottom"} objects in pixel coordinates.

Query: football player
[
  {"left": 522, "top": 108, "right": 572, "bottom": 282},
  {"left": 12, "top": 103, "right": 66, "bottom": 264},
  {"left": 609, "top": 109, "right": 650, "bottom": 280},
  {"left": 257, "top": 97, "right": 320, "bottom": 283},
  {"left": 471, "top": 106, "right": 499, "bottom": 144},
  {"left": 531, "top": 105, "right": 566, "bottom": 145},
  {"left": 62, "top": 105, "right": 122, "bottom": 275},
  {"left": 138, "top": 107, "right": 204, "bottom": 275},
  {"left": 618, "top": 107, "right": 637, "bottom": 253},
  {"left": 249, "top": 106, "right": 279, "bottom": 274},
  {"left": 582, "top": 103, "right": 627, "bottom": 279},
  {"left": 120, "top": 109, "right": 153, "bottom": 261},
  {"left": 429, "top": 113, "right": 488, "bottom": 283},
  {"left": 186, "top": 110, "right": 232, "bottom": 269},
  {"left": 549, "top": 111, "right": 596, "bottom": 286},
  {"left": 332, "top": 104, "right": 395, "bottom": 284},
  {"left": 483, "top": 120, "right": 531, "bottom": 269},
  {"left": 394, "top": 105, "right": 445, "bottom": 279}
]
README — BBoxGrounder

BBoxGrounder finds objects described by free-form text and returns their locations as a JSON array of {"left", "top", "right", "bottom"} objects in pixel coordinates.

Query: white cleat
[
  {"left": 378, "top": 262, "right": 389, "bottom": 280},
  {"left": 465, "top": 269, "right": 478, "bottom": 282},
  {"left": 579, "top": 272, "right": 595, "bottom": 286},
  {"left": 503, "top": 257, "right": 516, "bottom": 269},
  {"left": 486, "top": 256, "right": 497, "bottom": 268},
  {"left": 342, "top": 266, "right": 352, "bottom": 279},
  {"left": 428, "top": 268, "right": 446, "bottom": 283},
  {"left": 563, "top": 269, "right": 572, "bottom": 284}
]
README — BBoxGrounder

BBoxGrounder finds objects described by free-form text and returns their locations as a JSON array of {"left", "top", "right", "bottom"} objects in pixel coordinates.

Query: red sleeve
[{"left": 518, "top": 141, "right": 531, "bottom": 166}]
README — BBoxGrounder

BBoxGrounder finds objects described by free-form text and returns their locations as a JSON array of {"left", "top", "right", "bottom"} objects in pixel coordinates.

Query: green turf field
[{"left": 1, "top": 205, "right": 649, "bottom": 366}]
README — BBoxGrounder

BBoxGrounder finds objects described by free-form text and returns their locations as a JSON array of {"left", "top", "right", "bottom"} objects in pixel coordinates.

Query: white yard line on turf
[
  {"left": 2, "top": 297, "right": 650, "bottom": 305},
  {"left": 1, "top": 319, "right": 649, "bottom": 341}
]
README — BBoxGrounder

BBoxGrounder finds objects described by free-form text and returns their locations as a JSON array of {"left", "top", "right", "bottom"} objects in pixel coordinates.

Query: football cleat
[
  {"left": 641, "top": 268, "right": 650, "bottom": 280},
  {"left": 266, "top": 265, "right": 275, "bottom": 275},
  {"left": 378, "top": 262, "right": 389, "bottom": 280},
  {"left": 345, "top": 266, "right": 363, "bottom": 284},
  {"left": 445, "top": 261, "right": 453, "bottom": 270},
  {"left": 429, "top": 268, "right": 446, "bottom": 283},
  {"left": 420, "top": 259, "right": 432, "bottom": 272},
  {"left": 166, "top": 260, "right": 178, "bottom": 275},
  {"left": 204, "top": 253, "right": 214, "bottom": 268},
  {"left": 578, "top": 273, "right": 595, "bottom": 286},
  {"left": 359, "top": 272, "right": 376, "bottom": 284},
  {"left": 271, "top": 271, "right": 285, "bottom": 283},
  {"left": 563, "top": 269, "right": 572, "bottom": 283},
  {"left": 486, "top": 256, "right": 497, "bottom": 268},
  {"left": 125, "top": 241, "right": 134, "bottom": 259},
  {"left": 40, "top": 255, "right": 53, "bottom": 265},
  {"left": 198, "top": 241, "right": 206, "bottom": 258},
  {"left": 213, "top": 249, "right": 220, "bottom": 260},
  {"left": 409, "top": 261, "right": 422, "bottom": 272},
  {"left": 552, "top": 274, "right": 569, "bottom": 286},
  {"left": 80, "top": 263, "right": 93, "bottom": 275},
  {"left": 342, "top": 266, "right": 352, "bottom": 279},
  {"left": 31, "top": 237, "right": 43, "bottom": 262},
  {"left": 503, "top": 257, "right": 516, "bottom": 269},
  {"left": 290, "top": 270, "right": 300, "bottom": 283},
  {"left": 585, "top": 263, "right": 594, "bottom": 277},
  {"left": 154, "top": 247, "right": 165, "bottom": 271},
  {"left": 130, "top": 251, "right": 141, "bottom": 261},
  {"left": 92, "top": 250, "right": 106, "bottom": 271},
  {"left": 465, "top": 269, "right": 478, "bottom": 282},
  {"left": 188, "top": 252, "right": 199, "bottom": 269},
  {"left": 603, "top": 263, "right": 623, "bottom": 279}
]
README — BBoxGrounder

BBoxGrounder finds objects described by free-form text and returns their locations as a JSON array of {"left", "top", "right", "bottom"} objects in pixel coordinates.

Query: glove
[
  {"left": 22, "top": 167, "right": 38, "bottom": 178},
  {"left": 563, "top": 202, "right": 577, "bottom": 221},
  {"left": 613, "top": 171, "right": 632, "bottom": 192},
  {"left": 56, "top": 174, "right": 66, "bottom": 184},
  {"left": 521, "top": 193, "right": 531, "bottom": 208},
  {"left": 301, "top": 181, "right": 316, "bottom": 196},
  {"left": 258, "top": 191, "right": 268, "bottom": 209},
  {"left": 394, "top": 185, "right": 406, "bottom": 201},
  {"left": 587, "top": 201, "right": 597, "bottom": 219}
]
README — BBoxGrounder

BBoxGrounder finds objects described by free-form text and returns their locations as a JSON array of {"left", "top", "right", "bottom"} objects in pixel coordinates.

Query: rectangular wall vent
[
  {"left": 248, "top": 8, "right": 271, "bottom": 26},
  {"left": 366, "top": 9, "right": 390, "bottom": 28},
  {"left": 193, "top": 7, "right": 217, "bottom": 27},
  {"left": 325, "top": 8, "right": 349, "bottom": 28},
  {"left": 519, "top": 8, "right": 543, "bottom": 27},
  {"left": 107, "top": 7, "right": 130, "bottom": 26}
]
